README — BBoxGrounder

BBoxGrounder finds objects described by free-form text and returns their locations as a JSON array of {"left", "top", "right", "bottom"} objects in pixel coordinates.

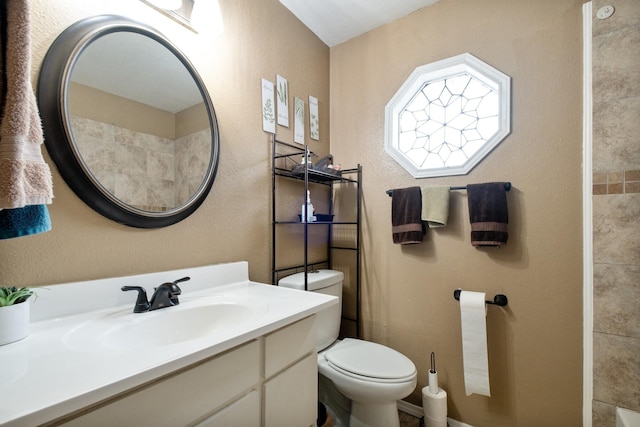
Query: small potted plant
[{"left": 0, "top": 287, "right": 34, "bottom": 345}]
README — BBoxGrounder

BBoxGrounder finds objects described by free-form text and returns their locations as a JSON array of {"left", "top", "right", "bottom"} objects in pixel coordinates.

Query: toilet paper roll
[
  {"left": 460, "top": 290, "right": 491, "bottom": 396},
  {"left": 422, "top": 386, "right": 447, "bottom": 427}
]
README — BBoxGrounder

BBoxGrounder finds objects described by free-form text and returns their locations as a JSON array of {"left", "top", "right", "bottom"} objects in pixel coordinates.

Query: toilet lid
[{"left": 324, "top": 338, "right": 416, "bottom": 380}]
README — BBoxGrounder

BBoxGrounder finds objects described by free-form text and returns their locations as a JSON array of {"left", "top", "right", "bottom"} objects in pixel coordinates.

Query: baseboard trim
[
  {"left": 397, "top": 399, "right": 424, "bottom": 418},
  {"left": 397, "top": 400, "right": 474, "bottom": 427}
]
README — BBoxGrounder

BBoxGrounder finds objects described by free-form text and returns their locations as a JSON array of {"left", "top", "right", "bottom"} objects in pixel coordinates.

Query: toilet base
[{"left": 350, "top": 400, "right": 400, "bottom": 427}]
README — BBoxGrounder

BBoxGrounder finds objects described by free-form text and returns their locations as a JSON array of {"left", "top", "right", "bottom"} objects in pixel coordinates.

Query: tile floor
[{"left": 399, "top": 411, "right": 422, "bottom": 427}]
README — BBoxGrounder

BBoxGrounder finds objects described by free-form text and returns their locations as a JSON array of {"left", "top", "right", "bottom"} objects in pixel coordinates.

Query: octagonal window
[{"left": 385, "top": 53, "right": 511, "bottom": 178}]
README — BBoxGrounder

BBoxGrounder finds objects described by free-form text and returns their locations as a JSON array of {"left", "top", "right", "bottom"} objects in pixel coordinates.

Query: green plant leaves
[{"left": 0, "top": 287, "right": 34, "bottom": 307}]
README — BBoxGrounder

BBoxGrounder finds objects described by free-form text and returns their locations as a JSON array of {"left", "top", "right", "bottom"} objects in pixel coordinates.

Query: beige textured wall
[
  {"left": 69, "top": 82, "right": 176, "bottom": 139},
  {"left": 330, "top": 0, "right": 584, "bottom": 425},
  {"left": 69, "top": 83, "right": 208, "bottom": 138},
  {"left": 591, "top": 0, "right": 640, "bottom": 425},
  {"left": 0, "top": 0, "right": 329, "bottom": 286},
  {"left": 1, "top": 0, "right": 588, "bottom": 424}
]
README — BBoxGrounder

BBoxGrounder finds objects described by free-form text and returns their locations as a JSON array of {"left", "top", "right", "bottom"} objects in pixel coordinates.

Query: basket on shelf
[{"left": 290, "top": 154, "right": 342, "bottom": 178}]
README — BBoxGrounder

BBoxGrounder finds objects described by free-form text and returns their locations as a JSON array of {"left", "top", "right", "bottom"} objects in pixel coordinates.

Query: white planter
[{"left": 0, "top": 301, "right": 30, "bottom": 345}]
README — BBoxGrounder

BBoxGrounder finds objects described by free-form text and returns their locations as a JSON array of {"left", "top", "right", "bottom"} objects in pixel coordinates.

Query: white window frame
[{"left": 384, "top": 53, "right": 511, "bottom": 178}]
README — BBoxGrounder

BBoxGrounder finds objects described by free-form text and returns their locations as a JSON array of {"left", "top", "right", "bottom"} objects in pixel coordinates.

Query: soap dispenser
[{"left": 301, "top": 190, "right": 316, "bottom": 222}]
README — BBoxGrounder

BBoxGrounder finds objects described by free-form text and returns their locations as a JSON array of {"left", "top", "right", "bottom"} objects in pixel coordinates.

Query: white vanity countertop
[{"left": 0, "top": 262, "right": 336, "bottom": 427}]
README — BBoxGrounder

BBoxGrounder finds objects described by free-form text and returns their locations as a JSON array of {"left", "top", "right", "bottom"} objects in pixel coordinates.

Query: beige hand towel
[
  {"left": 420, "top": 185, "right": 450, "bottom": 228},
  {"left": 0, "top": 0, "right": 53, "bottom": 209}
]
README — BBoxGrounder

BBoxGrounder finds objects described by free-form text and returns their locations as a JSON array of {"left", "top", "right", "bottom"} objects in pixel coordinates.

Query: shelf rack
[{"left": 271, "top": 135, "right": 361, "bottom": 337}]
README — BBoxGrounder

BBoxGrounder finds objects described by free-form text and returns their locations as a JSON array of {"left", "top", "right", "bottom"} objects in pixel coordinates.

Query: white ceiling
[
  {"left": 71, "top": 32, "right": 203, "bottom": 113},
  {"left": 71, "top": 2, "right": 441, "bottom": 111},
  {"left": 278, "top": 0, "right": 440, "bottom": 47}
]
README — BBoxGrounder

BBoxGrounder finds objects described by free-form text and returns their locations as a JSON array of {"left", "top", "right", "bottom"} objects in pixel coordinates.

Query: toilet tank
[{"left": 278, "top": 269, "right": 343, "bottom": 351}]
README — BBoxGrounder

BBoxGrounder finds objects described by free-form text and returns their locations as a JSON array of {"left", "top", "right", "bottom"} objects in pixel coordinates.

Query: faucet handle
[
  {"left": 121, "top": 286, "right": 150, "bottom": 313},
  {"left": 166, "top": 277, "right": 189, "bottom": 305}
]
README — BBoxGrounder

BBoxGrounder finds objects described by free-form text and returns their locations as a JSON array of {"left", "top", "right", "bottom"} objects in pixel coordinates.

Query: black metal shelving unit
[{"left": 271, "top": 135, "right": 361, "bottom": 337}]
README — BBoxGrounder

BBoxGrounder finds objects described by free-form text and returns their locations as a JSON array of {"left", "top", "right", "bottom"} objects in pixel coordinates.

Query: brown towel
[
  {"left": 392, "top": 186, "right": 424, "bottom": 244},
  {"left": 0, "top": 0, "right": 53, "bottom": 209},
  {"left": 467, "top": 183, "right": 508, "bottom": 246}
]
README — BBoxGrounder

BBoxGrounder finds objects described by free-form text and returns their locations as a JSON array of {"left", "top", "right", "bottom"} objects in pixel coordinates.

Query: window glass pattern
[{"left": 385, "top": 54, "right": 510, "bottom": 178}]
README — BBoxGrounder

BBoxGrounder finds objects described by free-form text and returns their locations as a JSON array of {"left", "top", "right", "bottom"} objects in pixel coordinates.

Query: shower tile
[
  {"left": 626, "top": 170, "right": 640, "bottom": 193},
  {"left": 594, "top": 173, "right": 608, "bottom": 184},
  {"left": 593, "top": 194, "right": 640, "bottom": 264},
  {"left": 608, "top": 171, "right": 624, "bottom": 183},
  {"left": 627, "top": 181, "right": 640, "bottom": 193},
  {"left": 115, "top": 174, "right": 147, "bottom": 207},
  {"left": 115, "top": 127, "right": 140, "bottom": 147},
  {"left": 147, "top": 135, "right": 174, "bottom": 153},
  {"left": 116, "top": 144, "right": 146, "bottom": 176},
  {"left": 593, "top": 184, "right": 608, "bottom": 195},
  {"left": 592, "top": 97, "right": 640, "bottom": 171},
  {"left": 594, "top": 264, "right": 640, "bottom": 338},
  {"left": 593, "top": 333, "right": 640, "bottom": 410},
  {"left": 593, "top": 26, "right": 640, "bottom": 102},
  {"left": 147, "top": 150, "right": 175, "bottom": 181},
  {"left": 593, "top": 0, "right": 640, "bottom": 36},
  {"left": 608, "top": 183, "right": 624, "bottom": 194},
  {"left": 592, "top": 400, "right": 616, "bottom": 427},
  {"left": 147, "top": 179, "right": 175, "bottom": 210}
]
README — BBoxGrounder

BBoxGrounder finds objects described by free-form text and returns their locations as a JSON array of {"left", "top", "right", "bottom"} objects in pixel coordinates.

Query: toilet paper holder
[{"left": 453, "top": 289, "right": 508, "bottom": 306}]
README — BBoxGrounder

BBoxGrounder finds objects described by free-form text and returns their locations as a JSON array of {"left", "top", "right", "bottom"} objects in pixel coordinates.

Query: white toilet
[{"left": 279, "top": 269, "right": 417, "bottom": 427}]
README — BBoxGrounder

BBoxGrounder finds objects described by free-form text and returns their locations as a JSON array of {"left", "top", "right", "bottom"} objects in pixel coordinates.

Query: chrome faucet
[{"left": 122, "top": 276, "right": 190, "bottom": 313}]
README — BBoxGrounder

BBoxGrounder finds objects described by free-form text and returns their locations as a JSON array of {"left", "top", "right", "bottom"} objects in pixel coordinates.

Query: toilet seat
[{"left": 324, "top": 338, "right": 416, "bottom": 383}]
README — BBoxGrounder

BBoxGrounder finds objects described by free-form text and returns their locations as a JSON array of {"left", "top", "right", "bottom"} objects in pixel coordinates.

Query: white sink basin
[{"left": 63, "top": 296, "right": 267, "bottom": 351}]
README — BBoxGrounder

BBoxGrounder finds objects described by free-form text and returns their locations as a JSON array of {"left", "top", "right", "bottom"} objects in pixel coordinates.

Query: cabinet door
[
  {"left": 264, "top": 353, "right": 317, "bottom": 427},
  {"left": 195, "top": 390, "right": 260, "bottom": 427},
  {"left": 264, "top": 315, "right": 316, "bottom": 378},
  {"left": 57, "top": 340, "right": 260, "bottom": 427}
]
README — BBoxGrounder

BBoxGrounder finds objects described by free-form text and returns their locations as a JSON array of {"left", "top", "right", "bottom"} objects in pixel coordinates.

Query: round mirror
[{"left": 38, "top": 15, "right": 220, "bottom": 228}]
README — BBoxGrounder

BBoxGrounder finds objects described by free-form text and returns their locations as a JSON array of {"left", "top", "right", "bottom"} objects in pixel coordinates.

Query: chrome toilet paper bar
[{"left": 453, "top": 289, "right": 508, "bottom": 306}]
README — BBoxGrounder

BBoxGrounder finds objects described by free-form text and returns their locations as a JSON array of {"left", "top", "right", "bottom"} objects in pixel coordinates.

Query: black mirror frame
[{"left": 38, "top": 15, "right": 220, "bottom": 228}]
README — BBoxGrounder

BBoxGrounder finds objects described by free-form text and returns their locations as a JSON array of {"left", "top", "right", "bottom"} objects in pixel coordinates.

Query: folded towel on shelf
[
  {"left": 392, "top": 186, "right": 424, "bottom": 244},
  {"left": 420, "top": 185, "right": 450, "bottom": 228},
  {"left": 0, "top": 0, "right": 53, "bottom": 209},
  {"left": 466, "top": 183, "right": 508, "bottom": 246},
  {"left": 0, "top": 204, "right": 51, "bottom": 239}
]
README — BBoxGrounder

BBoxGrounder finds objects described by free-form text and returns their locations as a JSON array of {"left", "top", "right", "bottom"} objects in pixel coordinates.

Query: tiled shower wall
[
  {"left": 71, "top": 116, "right": 210, "bottom": 211},
  {"left": 591, "top": 0, "right": 640, "bottom": 425}
]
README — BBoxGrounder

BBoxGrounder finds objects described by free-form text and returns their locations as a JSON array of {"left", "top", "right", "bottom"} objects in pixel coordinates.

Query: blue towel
[{"left": 0, "top": 205, "right": 51, "bottom": 239}]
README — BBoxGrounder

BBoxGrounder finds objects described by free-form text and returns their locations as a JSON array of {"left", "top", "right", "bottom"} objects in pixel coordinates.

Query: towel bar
[
  {"left": 453, "top": 289, "right": 508, "bottom": 306},
  {"left": 386, "top": 182, "right": 511, "bottom": 196}
]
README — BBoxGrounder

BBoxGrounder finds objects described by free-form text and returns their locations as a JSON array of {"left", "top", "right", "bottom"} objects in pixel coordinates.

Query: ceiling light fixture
[
  {"left": 146, "top": 0, "right": 183, "bottom": 11},
  {"left": 190, "top": 0, "right": 224, "bottom": 36}
]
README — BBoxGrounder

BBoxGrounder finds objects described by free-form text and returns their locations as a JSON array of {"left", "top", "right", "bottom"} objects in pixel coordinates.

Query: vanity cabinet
[
  {"left": 53, "top": 316, "right": 317, "bottom": 427},
  {"left": 196, "top": 390, "right": 260, "bottom": 426},
  {"left": 264, "top": 315, "right": 317, "bottom": 427},
  {"left": 271, "top": 136, "right": 362, "bottom": 336}
]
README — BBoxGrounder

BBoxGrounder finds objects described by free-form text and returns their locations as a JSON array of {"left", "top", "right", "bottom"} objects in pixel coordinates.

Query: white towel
[
  {"left": 459, "top": 290, "right": 491, "bottom": 396},
  {"left": 0, "top": 0, "right": 53, "bottom": 209}
]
